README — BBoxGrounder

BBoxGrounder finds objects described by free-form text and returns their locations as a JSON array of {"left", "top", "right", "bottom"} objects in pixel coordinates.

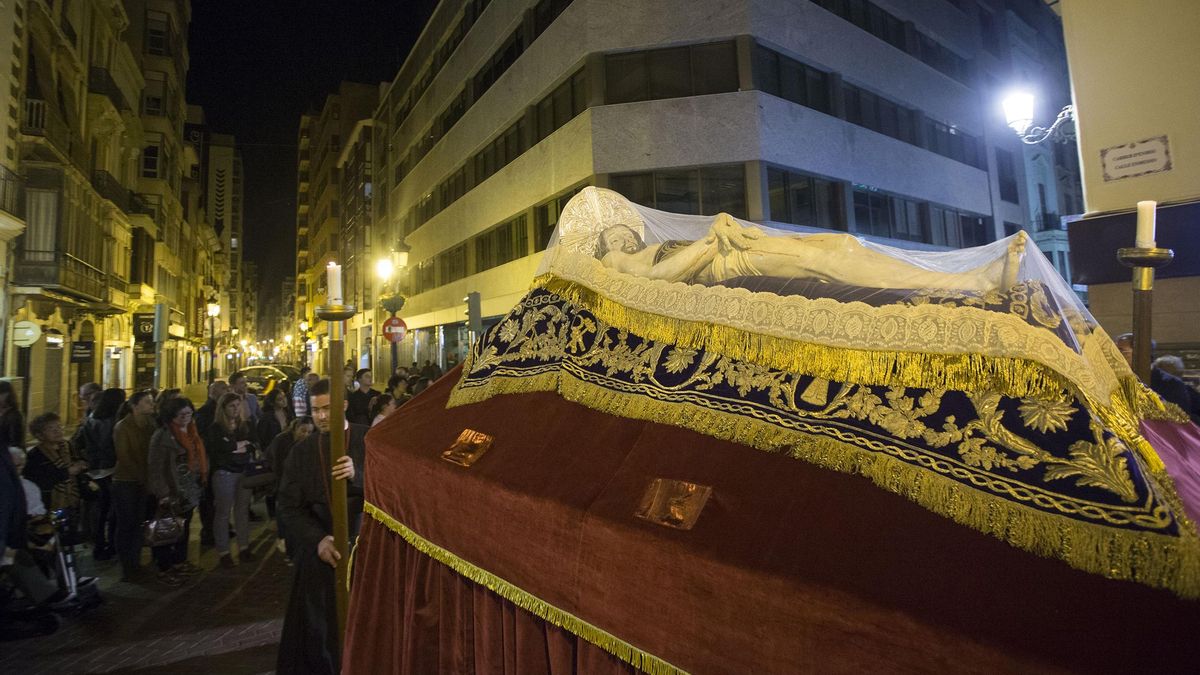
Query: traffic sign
[{"left": 383, "top": 316, "right": 407, "bottom": 343}]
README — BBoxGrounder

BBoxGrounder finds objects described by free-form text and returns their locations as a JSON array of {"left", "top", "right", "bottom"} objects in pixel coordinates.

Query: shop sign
[
  {"left": 11, "top": 320, "right": 41, "bottom": 347},
  {"left": 71, "top": 341, "right": 95, "bottom": 363},
  {"left": 133, "top": 313, "right": 156, "bottom": 343}
]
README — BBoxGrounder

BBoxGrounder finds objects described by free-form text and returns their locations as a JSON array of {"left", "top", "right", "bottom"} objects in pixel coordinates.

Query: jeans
[
  {"left": 111, "top": 480, "right": 147, "bottom": 576},
  {"left": 212, "top": 469, "right": 250, "bottom": 555}
]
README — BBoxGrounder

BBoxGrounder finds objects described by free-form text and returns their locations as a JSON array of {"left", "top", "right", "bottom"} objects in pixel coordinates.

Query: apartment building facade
[
  {"left": 368, "top": 0, "right": 1081, "bottom": 371},
  {"left": 3, "top": 0, "right": 222, "bottom": 421},
  {"left": 292, "top": 81, "right": 378, "bottom": 373}
]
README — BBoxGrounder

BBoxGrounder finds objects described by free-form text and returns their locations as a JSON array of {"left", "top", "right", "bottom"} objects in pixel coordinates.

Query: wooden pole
[
  {"left": 317, "top": 304, "right": 355, "bottom": 642},
  {"left": 1117, "top": 247, "right": 1174, "bottom": 384}
]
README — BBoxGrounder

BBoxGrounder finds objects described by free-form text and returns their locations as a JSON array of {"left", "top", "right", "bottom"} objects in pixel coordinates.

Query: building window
[
  {"left": 605, "top": 41, "right": 738, "bottom": 104},
  {"left": 926, "top": 120, "right": 985, "bottom": 169},
  {"left": 767, "top": 168, "right": 844, "bottom": 230},
  {"left": 142, "top": 135, "right": 162, "bottom": 178},
  {"left": 437, "top": 244, "right": 467, "bottom": 286},
  {"left": 143, "top": 71, "right": 166, "bottom": 116},
  {"left": 474, "top": 214, "right": 529, "bottom": 273},
  {"left": 996, "top": 147, "right": 1019, "bottom": 203},
  {"left": 610, "top": 164, "right": 746, "bottom": 218},
  {"left": 841, "top": 82, "right": 918, "bottom": 144},
  {"left": 145, "top": 11, "right": 170, "bottom": 56},
  {"left": 753, "top": 45, "right": 832, "bottom": 114},
  {"left": 536, "top": 69, "right": 588, "bottom": 143}
]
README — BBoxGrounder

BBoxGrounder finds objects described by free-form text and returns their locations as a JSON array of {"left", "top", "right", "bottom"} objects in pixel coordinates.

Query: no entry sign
[{"left": 383, "top": 316, "right": 407, "bottom": 343}]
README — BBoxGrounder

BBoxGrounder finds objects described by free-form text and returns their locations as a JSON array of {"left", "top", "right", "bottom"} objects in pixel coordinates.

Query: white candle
[
  {"left": 326, "top": 262, "right": 343, "bottom": 305},
  {"left": 1135, "top": 200, "right": 1157, "bottom": 249}
]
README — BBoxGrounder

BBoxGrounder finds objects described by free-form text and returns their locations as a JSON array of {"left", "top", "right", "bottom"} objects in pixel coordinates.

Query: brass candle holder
[{"left": 1116, "top": 247, "right": 1174, "bottom": 382}]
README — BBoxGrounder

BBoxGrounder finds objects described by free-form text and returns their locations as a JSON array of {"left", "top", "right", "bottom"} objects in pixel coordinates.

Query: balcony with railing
[
  {"left": 88, "top": 66, "right": 131, "bottom": 111},
  {"left": 0, "top": 165, "right": 25, "bottom": 221},
  {"left": 22, "top": 99, "right": 87, "bottom": 171},
  {"left": 92, "top": 169, "right": 133, "bottom": 212},
  {"left": 1034, "top": 211, "right": 1062, "bottom": 231},
  {"left": 13, "top": 249, "right": 107, "bottom": 302}
]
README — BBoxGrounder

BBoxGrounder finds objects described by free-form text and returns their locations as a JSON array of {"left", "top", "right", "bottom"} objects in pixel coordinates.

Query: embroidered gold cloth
[{"left": 450, "top": 287, "right": 1200, "bottom": 598}]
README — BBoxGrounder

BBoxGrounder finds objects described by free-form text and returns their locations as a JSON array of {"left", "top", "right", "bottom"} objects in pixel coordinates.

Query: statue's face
[{"left": 599, "top": 226, "right": 643, "bottom": 256}]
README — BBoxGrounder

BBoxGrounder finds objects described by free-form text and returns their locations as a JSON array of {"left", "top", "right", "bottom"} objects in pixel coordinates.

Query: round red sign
[{"left": 383, "top": 317, "right": 407, "bottom": 343}]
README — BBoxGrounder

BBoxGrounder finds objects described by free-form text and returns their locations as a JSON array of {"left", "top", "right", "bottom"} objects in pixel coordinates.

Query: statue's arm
[{"left": 642, "top": 236, "right": 719, "bottom": 281}]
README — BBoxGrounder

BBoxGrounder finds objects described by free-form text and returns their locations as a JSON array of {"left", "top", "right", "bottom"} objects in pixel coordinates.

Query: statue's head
[{"left": 595, "top": 224, "right": 646, "bottom": 259}]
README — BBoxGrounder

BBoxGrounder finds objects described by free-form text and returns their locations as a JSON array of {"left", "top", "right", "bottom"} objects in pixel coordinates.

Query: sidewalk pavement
[{"left": 1, "top": 502, "right": 290, "bottom": 674}]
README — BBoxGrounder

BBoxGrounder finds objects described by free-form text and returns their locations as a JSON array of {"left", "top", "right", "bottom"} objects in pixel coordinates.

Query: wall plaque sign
[{"left": 1101, "top": 135, "right": 1172, "bottom": 182}]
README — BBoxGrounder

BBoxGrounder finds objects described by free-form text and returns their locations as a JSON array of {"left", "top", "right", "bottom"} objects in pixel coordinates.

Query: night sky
[{"left": 186, "top": 0, "right": 439, "bottom": 319}]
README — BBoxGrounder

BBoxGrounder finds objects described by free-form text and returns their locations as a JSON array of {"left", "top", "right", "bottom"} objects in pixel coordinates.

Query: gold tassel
[
  {"left": 363, "top": 502, "right": 690, "bottom": 675},
  {"left": 447, "top": 368, "right": 1200, "bottom": 599}
]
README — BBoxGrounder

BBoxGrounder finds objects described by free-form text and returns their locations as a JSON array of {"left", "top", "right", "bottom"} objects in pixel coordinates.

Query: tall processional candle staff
[
  {"left": 317, "top": 261, "right": 354, "bottom": 638},
  {"left": 1117, "top": 201, "right": 1174, "bottom": 382}
]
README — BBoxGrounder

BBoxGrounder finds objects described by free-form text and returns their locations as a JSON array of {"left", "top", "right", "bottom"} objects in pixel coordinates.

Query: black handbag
[
  {"left": 143, "top": 503, "right": 186, "bottom": 547},
  {"left": 240, "top": 447, "right": 275, "bottom": 490}
]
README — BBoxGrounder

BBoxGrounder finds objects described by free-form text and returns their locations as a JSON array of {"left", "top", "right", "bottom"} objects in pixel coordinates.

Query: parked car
[{"left": 238, "top": 365, "right": 292, "bottom": 397}]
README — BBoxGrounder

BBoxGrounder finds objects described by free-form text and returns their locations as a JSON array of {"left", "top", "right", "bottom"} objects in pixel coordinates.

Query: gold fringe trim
[
  {"left": 536, "top": 274, "right": 1078, "bottom": 402},
  {"left": 362, "top": 502, "right": 689, "bottom": 675},
  {"left": 448, "top": 370, "right": 1200, "bottom": 599},
  {"left": 532, "top": 275, "right": 1170, "bottom": 474}
]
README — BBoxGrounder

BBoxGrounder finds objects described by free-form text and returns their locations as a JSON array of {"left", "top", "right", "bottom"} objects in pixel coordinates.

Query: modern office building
[{"left": 370, "top": 0, "right": 1081, "bottom": 371}]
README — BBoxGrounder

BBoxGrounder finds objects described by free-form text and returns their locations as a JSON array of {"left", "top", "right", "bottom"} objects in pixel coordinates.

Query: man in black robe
[{"left": 276, "top": 378, "right": 366, "bottom": 675}]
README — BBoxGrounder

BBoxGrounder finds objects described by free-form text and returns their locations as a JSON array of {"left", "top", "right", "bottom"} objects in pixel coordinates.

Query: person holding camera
[{"left": 204, "top": 392, "right": 256, "bottom": 568}]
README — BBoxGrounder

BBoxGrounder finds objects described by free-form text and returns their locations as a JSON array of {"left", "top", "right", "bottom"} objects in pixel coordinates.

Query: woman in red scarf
[{"left": 147, "top": 397, "right": 208, "bottom": 587}]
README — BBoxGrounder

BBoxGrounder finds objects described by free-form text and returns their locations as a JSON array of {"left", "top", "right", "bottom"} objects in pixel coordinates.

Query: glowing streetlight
[
  {"left": 375, "top": 256, "right": 395, "bottom": 282},
  {"left": 1002, "top": 90, "right": 1035, "bottom": 136},
  {"left": 1002, "top": 89, "right": 1075, "bottom": 145}
]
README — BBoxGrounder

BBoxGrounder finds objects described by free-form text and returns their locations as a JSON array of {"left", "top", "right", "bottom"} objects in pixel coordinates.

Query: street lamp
[
  {"left": 298, "top": 320, "right": 309, "bottom": 369},
  {"left": 206, "top": 296, "right": 221, "bottom": 385},
  {"left": 376, "top": 239, "right": 412, "bottom": 374},
  {"left": 1002, "top": 90, "right": 1075, "bottom": 144}
]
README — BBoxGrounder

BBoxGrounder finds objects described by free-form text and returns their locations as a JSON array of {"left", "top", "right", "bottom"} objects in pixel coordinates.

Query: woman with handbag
[
  {"left": 204, "top": 393, "right": 255, "bottom": 568},
  {"left": 147, "top": 398, "right": 207, "bottom": 587}
]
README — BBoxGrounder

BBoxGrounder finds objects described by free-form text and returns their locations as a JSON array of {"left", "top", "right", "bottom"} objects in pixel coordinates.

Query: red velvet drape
[{"left": 344, "top": 370, "right": 1200, "bottom": 674}]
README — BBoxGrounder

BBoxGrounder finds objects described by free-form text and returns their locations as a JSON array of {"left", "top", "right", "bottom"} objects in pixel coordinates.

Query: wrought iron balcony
[
  {"left": 1035, "top": 211, "right": 1063, "bottom": 231},
  {"left": 22, "top": 99, "right": 88, "bottom": 171},
  {"left": 0, "top": 165, "right": 24, "bottom": 220},
  {"left": 13, "top": 249, "right": 107, "bottom": 302},
  {"left": 88, "top": 66, "right": 131, "bottom": 111},
  {"left": 91, "top": 169, "right": 133, "bottom": 212}
]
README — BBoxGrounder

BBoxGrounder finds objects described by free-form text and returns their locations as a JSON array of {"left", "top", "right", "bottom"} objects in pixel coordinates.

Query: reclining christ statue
[{"left": 591, "top": 213, "right": 1015, "bottom": 292}]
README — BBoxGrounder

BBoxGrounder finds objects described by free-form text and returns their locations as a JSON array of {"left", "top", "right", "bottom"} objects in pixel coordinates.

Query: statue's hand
[{"left": 712, "top": 218, "right": 762, "bottom": 253}]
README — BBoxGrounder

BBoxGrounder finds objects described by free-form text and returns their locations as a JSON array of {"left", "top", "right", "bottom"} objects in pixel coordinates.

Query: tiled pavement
[{"left": 2, "top": 503, "right": 290, "bottom": 674}]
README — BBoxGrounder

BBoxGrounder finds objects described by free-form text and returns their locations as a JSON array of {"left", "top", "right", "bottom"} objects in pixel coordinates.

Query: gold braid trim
[
  {"left": 448, "top": 371, "right": 1200, "bottom": 599},
  {"left": 532, "top": 275, "right": 1168, "bottom": 472},
  {"left": 362, "top": 501, "right": 689, "bottom": 675}
]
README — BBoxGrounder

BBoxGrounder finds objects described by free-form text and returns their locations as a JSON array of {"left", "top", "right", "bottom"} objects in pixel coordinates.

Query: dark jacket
[
  {"left": 346, "top": 389, "right": 378, "bottom": 426},
  {"left": 1, "top": 448, "right": 27, "bottom": 551},
  {"left": 195, "top": 398, "right": 218, "bottom": 436},
  {"left": 256, "top": 409, "right": 291, "bottom": 449},
  {"left": 1152, "top": 368, "right": 1200, "bottom": 423},
  {"left": 0, "top": 407, "right": 24, "bottom": 450},
  {"left": 204, "top": 422, "right": 253, "bottom": 473},
  {"left": 82, "top": 415, "right": 119, "bottom": 470}
]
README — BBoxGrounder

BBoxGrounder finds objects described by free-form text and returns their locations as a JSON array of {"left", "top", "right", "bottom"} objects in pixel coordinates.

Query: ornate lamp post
[
  {"left": 299, "top": 320, "right": 309, "bottom": 369},
  {"left": 206, "top": 296, "right": 221, "bottom": 385},
  {"left": 1002, "top": 92, "right": 1174, "bottom": 382},
  {"left": 376, "top": 240, "right": 410, "bottom": 374}
]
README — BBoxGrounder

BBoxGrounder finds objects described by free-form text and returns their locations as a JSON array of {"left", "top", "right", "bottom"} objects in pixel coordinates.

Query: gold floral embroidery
[{"left": 1018, "top": 398, "right": 1077, "bottom": 433}]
